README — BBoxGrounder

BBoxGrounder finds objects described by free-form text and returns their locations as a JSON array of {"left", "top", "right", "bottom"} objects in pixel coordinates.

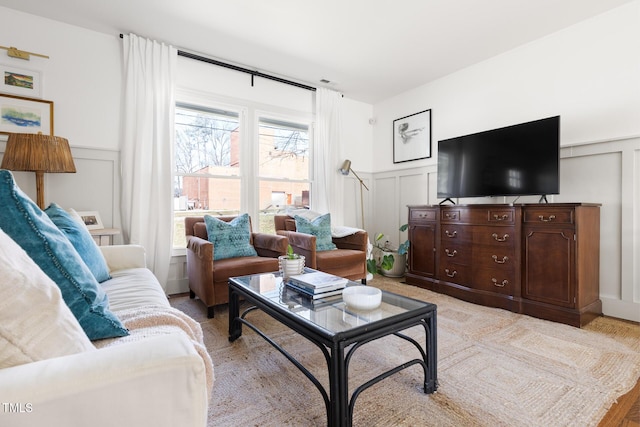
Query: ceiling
[{"left": 0, "top": 0, "right": 633, "bottom": 103}]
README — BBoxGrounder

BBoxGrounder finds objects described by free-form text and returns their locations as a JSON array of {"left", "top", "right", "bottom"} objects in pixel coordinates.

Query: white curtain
[
  {"left": 312, "top": 88, "right": 344, "bottom": 225},
  {"left": 120, "top": 34, "right": 176, "bottom": 288}
]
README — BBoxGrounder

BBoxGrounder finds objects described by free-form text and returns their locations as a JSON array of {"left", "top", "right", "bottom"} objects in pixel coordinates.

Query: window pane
[
  {"left": 258, "top": 180, "right": 310, "bottom": 234},
  {"left": 173, "top": 177, "right": 241, "bottom": 248},
  {"left": 174, "top": 103, "right": 242, "bottom": 248},
  {"left": 258, "top": 118, "right": 309, "bottom": 180},
  {"left": 175, "top": 104, "right": 240, "bottom": 174},
  {"left": 257, "top": 117, "right": 310, "bottom": 234}
]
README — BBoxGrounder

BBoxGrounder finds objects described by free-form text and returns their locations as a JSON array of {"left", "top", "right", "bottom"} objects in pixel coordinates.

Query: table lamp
[{"left": 1, "top": 132, "right": 76, "bottom": 209}]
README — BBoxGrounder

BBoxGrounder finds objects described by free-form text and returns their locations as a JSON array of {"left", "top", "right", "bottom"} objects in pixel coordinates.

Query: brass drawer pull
[
  {"left": 493, "top": 214, "right": 509, "bottom": 221},
  {"left": 492, "top": 233, "right": 509, "bottom": 242},
  {"left": 445, "top": 230, "right": 457, "bottom": 238},
  {"left": 538, "top": 215, "right": 556, "bottom": 222},
  {"left": 492, "top": 278, "right": 508, "bottom": 288},
  {"left": 445, "top": 249, "right": 457, "bottom": 257},
  {"left": 445, "top": 213, "right": 458, "bottom": 220},
  {"left": 445, "top": 269, "right": 457, "bottom": 278},
  {"left": 492, "top": 255, "right": 508, "bottom": 264}
]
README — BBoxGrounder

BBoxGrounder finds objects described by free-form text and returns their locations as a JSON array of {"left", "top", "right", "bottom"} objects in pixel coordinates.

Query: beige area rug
[{"left": 169, "top": 276, "right": 640, "bottom": 427}]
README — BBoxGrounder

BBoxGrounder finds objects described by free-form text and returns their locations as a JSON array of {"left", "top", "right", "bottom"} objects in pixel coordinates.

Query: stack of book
[{"left": 286, "top": 271, "right": 348, "bottom": 301}]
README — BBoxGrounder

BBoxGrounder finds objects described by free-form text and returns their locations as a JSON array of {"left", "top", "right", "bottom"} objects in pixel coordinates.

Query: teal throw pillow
[
  {"left": 295, "top": 213, "right": 337, "bottom": 251},
  {"left": 45, "top": 203, "right": 111, "bottom": 283},
  {"left": 204, "top": 213, "right": 258, "bottom": 261},
  {"left": 0, "top": 170, "right": 128, "bottom": 340}
]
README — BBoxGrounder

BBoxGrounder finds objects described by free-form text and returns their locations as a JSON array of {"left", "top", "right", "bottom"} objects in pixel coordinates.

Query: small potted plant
[
  {"left": 367, "top": 224, "right": 410, "bottom": 278},
  {"left": 279, "top": 244, "right": 305, "bottom": 279}
]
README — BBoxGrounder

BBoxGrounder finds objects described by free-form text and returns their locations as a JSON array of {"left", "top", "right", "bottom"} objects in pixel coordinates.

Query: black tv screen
[{"left": 437, "top": 116, "right": 560, "bottom": 199}]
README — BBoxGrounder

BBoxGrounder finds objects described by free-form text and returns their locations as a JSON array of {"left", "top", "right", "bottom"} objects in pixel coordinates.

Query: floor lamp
[
  {"left": 339, "top": 159, "right": 368, "bottom": 229},
  {"left": 1, "top": 133, "right": 76, "bottom": 209}
]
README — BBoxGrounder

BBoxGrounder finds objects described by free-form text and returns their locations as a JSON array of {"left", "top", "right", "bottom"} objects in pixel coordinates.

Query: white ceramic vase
[
  {"left": 380, "top": 251, "right": 406, "bottom": 278},
  {"left": 278, "top": 255, "right": 305, "bottom": 279}
]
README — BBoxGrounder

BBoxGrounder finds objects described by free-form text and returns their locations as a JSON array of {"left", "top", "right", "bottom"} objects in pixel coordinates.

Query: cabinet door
[
  {"left": 409, "top": 223, "right": 436, "bottom": 278},
  {"left": 523, "top": 227, "right": 575, "bottom": 308}
]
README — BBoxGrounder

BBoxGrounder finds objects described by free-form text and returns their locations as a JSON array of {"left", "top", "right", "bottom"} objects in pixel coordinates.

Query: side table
[{"left": 89, "top": 228, "right": 120, "bottom": 246}]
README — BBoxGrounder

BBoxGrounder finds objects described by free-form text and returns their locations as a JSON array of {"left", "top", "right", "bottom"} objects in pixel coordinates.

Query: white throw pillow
[
  {"left": 286, "top": 208, "right": 321, "bottom": 221},
  {"left": 0, "top": 229, "right": 95, "bottom": 369},
  {"left": 67, "top": 207, "right": 89, "bottom": 227},
  {"left": 331, "top": 225, "right": 362, "bottom": 238}
]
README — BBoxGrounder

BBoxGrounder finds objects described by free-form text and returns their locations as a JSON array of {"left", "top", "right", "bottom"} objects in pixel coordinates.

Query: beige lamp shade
[{"left": 1, "top": 133, "right": 76, "bottom": 209}]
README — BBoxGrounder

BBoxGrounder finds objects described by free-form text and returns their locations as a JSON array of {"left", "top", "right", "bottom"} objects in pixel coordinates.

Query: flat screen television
[{"left": 437, "top": 116, "right": 560, "bottom": 201}]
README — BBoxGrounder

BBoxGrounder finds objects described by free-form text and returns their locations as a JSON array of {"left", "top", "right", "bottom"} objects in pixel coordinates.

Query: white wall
[
  {"left": 370, "top": 1, "right": 640, "bottom": 321},
  {"left": 0, "top": 6, "right": 122, "bottom": 231},
  {"left": 2, "top": 3, "right": 636, "bottom": 320},
  {"left": 0, "top": 6, "right": 374, "bottom": 295}
]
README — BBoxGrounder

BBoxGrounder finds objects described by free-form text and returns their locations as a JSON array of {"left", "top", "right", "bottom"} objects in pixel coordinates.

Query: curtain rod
[{"left": 119, "top": 34, "right": 316, "bottom": 92}]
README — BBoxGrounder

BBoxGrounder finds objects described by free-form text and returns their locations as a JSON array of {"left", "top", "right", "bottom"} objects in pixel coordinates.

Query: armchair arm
[
  {"left": 186, "top": 234, "right": 214, "bottom": 294},
  {"left": 99, "top": 244, "right": 147, "bottom": 271},
  {"left": 186, "top": 235, "right": 213, "bottom": 261},
  {"left": 333, "top": 230, "right": 368, "bottom": 252},
  {"left": 0, "top": 335, "right": 208, "bottom": 427},
  {"left": 252, "top": 232, "right": 288, "bottom": 258},
  {"left": 277, "top": 230, "right": 317, "bottom": 269}
]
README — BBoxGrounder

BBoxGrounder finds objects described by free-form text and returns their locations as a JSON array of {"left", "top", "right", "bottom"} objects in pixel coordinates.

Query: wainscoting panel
[
  {"left": 559, "top": 151, "right": 621, "bottom": 300},
  {"left": 0, "top": 142, "right": 121, "bottom": 242},
  {"left": 371, "top": 136, "right": 640, "bottom": 322}
]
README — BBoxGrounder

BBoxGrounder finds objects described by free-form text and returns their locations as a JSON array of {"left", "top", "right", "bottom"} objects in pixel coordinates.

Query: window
[
  {"left": 173, "top": 102, "right": 312, "bottom": 247},
  {"left": 257, "top": 116, "right": 310, "bottom": 234},
  {"left": 173, "top": 104, "right": 241, "bottom": 248}
]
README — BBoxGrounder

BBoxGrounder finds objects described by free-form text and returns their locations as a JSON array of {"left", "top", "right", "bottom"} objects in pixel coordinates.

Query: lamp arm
[{"left": 348, "top": 167, "right": 369, "bottom": 191}]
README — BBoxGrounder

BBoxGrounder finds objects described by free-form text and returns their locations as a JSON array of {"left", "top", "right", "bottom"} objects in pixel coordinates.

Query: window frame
[{"left": 172, "top": 91, "right": 313, "bottom": 253}]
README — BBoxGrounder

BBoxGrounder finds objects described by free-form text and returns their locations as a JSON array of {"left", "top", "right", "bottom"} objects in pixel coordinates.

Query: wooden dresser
[{"left": 405, "top": 203, "right": 601, "bottom": 327}]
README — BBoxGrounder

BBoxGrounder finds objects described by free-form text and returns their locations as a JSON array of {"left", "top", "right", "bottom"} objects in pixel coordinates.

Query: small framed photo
[
  {"left": 77, "top": 211, "right": 104, "bottom": 230},
  {"left": 1, "top": 64, "right": 42, "bottom": 98},
  {"left": 0, "top": 94, "right": 53, "bottom": 135},
  {"left": 393, "top": 109, "right": 432, "bottom": 163}
]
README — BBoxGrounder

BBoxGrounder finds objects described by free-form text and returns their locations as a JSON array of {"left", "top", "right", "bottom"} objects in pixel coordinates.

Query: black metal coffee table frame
[{"left": 228, "top": 276, "right": 437, "bottom": 427}]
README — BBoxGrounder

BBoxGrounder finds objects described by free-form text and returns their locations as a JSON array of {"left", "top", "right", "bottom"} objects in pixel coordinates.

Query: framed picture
[
  {"left": 0, "top": 94, "right": 53, "bottom": 135},
  {"left": 393, "top": 109, "right": 431, "bottom": 163},
  {"left": 77, "top": 211, "right": 104, "bottom": 230},
  {"left": 0, "top": 64, "right": 42, "bottom": 98}
]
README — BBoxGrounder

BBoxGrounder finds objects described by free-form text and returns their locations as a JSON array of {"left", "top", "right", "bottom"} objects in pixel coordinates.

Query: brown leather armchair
[
  {"left": 274, "top": 215, "right": 367, "bottom": 282},
  {"left": 185, "top": 216, "right": 288, "bottom": 318}
]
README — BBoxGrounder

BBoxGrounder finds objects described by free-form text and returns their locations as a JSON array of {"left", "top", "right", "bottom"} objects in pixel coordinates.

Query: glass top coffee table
[{"left": 228, "top": 271, "right": 437, "bottom": 427}]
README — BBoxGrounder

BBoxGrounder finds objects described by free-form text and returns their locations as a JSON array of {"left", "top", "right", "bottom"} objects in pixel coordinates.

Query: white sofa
[{"left": 0, "top": 244, "right": 213, "bottom": 427}]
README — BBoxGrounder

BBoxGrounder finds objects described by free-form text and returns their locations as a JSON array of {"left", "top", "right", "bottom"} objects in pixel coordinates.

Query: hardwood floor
[{"left": 599, "top": 375, "right": 640, "bottom": 426}]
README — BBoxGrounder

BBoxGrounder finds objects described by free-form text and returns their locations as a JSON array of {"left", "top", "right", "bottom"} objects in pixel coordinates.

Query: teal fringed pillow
[
  {"left": 204, "top": 213, "right": 258, "bottom": 260},
  {"left": 295, "top": 213, "right": 337, "bottom": 251},
  {"left": 0, "top": 170, "right": 128, "bottom": 340},
  {"left": 45, "top": 203, "right": 111, "bottom": 283}
]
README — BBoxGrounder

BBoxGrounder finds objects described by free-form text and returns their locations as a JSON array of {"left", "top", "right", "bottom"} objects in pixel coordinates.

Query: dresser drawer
[
  {"left": 438, "top": 263, "right": 471, "bottom": 285},
  {"left": 440, "top": 208, "right": 464, "bottom": 223},
  {"left": 470, "top": 267, "right": 515, "bottom": 296},
  {"left": 473, "top": 226, "right": 516, "bottom": 248},
  {"left": 440, "top": 243, "right": 471, "bottom": 264},
  {"left": 409, "top": 207, "right": 437, "bottom": 223},
  {"left": 440, "top": 225, "right": 472, "bottom": 242},
  {"left": 469, "top": 207, "right": 516, "bottom": 225},
  {"left": 523, "top": 208, "right": 574, "bottom": 225},
  {"left": 474, "top": 245, "right": 516, "bottom": 271}
]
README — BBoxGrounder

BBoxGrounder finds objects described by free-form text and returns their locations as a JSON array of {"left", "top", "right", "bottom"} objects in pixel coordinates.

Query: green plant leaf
[
  {"left": 367, "top": 258, "right": 378, "bottom": 275},
  {"left": 380, "top": 254, "right": 395, "bottom": 270},
  {"left": 286, "top": 244, "right": 298, "bottom": 259},
  {"left": 398, "top": 240, "right": 410, "bottom": 255}
]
